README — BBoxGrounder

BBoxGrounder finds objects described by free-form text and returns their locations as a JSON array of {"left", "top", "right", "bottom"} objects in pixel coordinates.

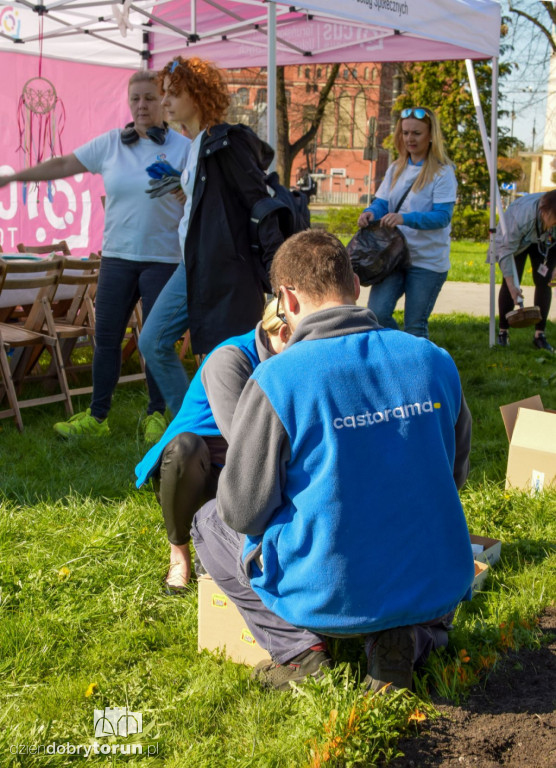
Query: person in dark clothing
[{"left": 139, "top": 56, "right": 283, "bottom": 428}]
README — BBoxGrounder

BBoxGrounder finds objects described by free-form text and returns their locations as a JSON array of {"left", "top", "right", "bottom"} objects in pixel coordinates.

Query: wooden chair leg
[
  {"left": 0, "top": 335, "right": 24, "bottom": 431},
  {"left": 42, "top": 298, "right": 74, "bottom": 417}
]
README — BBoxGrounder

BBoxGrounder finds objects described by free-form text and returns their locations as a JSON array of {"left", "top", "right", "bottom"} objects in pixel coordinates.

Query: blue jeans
[
  {"left": 91, "top": 257, "right": 177, "bottom": 420},
  {"left": 368, "top": 266, "right": 448, "bottom": 338},
  {"left": 138, "top": 260, "right": 190, "bottom": 417}
]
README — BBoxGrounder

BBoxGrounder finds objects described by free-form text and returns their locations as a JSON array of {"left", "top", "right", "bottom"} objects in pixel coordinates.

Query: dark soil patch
[{"left": 389, "top": 606, "right": 556, "bottom": 767}]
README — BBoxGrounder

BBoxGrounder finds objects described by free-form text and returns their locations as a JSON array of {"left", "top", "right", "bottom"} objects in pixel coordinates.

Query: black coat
[{"left": 184, "top": 123, "right": 283, "bottom": 354}]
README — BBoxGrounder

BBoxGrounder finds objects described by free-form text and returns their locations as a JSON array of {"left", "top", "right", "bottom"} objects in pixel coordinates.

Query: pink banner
[{"left": 0, "top": 52, "right": 134, "bottom": 256}]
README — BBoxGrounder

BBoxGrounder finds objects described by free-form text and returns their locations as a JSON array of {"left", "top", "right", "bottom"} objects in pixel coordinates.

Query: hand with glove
[{"left": 145, "top": 160, "right": 183, "bottom": 198}]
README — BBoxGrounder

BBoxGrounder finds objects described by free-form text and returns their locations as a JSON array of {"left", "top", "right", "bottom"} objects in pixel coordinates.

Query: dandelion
[
  {"left": 58, "top": 567, "right": 70, "bottom": 581},
  {"left": 85, "top": 682, "right": 98, "bottom": 697},
  {"left": 139, "top": 526, "right": 148, "bottom": 534}
]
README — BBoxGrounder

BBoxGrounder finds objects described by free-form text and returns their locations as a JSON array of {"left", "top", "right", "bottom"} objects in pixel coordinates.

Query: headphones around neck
[{"left": 121, "top": 122, "right": 168, "bottom": 146}]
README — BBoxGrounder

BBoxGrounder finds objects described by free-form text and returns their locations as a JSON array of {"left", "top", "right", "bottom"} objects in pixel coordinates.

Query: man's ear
[
  {"left": 353, "top": 272, "right": 361, "bottom": 301},
  {"left": 281, "top": 284, "right": 299, "bottom": 316},
  {"left": 278, "top": 323, "right": 291, "bottom": 344}
]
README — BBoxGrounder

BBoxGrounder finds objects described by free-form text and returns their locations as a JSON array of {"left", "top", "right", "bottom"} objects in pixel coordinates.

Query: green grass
[
  {"left": 1, "top": 317, "right": 555, "bottom": 767},
  {"left": 449, "top": 240, "right": 536, "bottom": 285}
]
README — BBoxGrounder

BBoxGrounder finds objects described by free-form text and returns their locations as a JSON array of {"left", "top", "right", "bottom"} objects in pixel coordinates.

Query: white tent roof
[{"left": 0, "top": 0, "right": 500, "bottom": 68}]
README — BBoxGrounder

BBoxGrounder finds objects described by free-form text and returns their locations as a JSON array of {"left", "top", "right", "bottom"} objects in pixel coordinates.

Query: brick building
[{"left": 227, "top": 63, "right": 399, "bottom": 204}]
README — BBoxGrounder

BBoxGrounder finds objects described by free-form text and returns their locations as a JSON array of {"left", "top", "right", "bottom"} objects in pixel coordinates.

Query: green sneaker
[
  {"left": 53, "top": 409, "right": 109, "bottom": 438},
  {"left": 143, "top": 411, "right": 166, "bottom": 445}
]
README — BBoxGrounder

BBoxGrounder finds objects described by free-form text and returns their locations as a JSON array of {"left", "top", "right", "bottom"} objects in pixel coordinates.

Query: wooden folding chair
[
  {"left": 37, "top": 255, "right": 101, "bottom": 395},
  {"left": 0, "top": 257, "right": 73, "bottom": 431},
  {"left": 17, "top": 240, "right": 71, "bottom": 256}
]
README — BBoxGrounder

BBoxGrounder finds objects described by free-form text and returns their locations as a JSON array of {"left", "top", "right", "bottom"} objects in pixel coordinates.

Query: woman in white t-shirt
[
  {"left": 358, "top": 107, "right": 457, "bottom": 338},
  {"left": 0, "top": 71, "right": 190, "bottom": 440}
]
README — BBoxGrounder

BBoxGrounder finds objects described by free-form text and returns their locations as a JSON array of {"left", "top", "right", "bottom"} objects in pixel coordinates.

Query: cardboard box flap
[
  {"left": 512, "top": 408, "right": 556, "bottom": 452},
  {"left": 500, "top": 395, "right": 544, "bottom": 442}
]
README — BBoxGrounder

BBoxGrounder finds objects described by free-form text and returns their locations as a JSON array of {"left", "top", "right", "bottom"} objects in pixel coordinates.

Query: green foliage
[
  {"left": 451, "top": 206, "right": 491, "bottom": 242},
  {"left": 295, "top": 667, "right": 438, "bottom": 767},
  {"left": 321, "top": 206, "right": 360, "bottom": 237}
]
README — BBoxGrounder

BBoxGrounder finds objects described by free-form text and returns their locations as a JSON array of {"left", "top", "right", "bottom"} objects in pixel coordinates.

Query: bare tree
[
  {"left": 509, "top": 2, "right": 556, "bottom": 53},
  {"left": 276, "top": 63, "right": 340, "bottom": 185}
]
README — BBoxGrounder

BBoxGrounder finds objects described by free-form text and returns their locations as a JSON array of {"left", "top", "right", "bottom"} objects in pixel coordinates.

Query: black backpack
[{"left": 250, "top": 171, "right": 311, "bottom": 255}]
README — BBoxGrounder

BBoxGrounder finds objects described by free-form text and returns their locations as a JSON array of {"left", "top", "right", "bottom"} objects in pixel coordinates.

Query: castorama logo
[{"left": 333, "top": 400, "right": 441, "bottom": 430}]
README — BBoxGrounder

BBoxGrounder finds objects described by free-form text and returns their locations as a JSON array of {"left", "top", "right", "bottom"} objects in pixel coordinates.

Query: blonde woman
[
  {"left": 135, "top": 298, "right": 290, "bottom": 592},
  {"left": 0, "top": 71, "right": 190, "bottom": 440},
  {"left": 358, "top": 107, "right": 457, "bottom": 338}
]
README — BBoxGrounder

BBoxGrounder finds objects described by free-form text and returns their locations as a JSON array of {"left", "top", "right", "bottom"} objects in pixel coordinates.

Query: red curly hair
[{"left": 159, "top": 56, "right": 230, "bottom": 130}]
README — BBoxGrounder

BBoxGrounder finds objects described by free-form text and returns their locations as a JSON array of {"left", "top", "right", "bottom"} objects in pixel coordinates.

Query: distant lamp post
[{"left": 363, "top": 116, "right": 378, "bottom": 205}]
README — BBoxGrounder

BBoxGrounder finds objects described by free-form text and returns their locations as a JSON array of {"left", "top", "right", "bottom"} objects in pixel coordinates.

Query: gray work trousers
[{"left": 191, "top": 500, "right": 453, "bottom": 666}]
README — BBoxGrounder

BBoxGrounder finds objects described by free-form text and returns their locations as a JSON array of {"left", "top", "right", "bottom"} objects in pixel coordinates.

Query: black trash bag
[{"left": 346, "top": 222, "right": 410, "bottom": 286}]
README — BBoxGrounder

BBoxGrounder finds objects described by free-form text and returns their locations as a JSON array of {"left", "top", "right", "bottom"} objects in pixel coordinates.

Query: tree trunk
[{"left": 275, "top": 63, "right": 341, "bottom": 186}]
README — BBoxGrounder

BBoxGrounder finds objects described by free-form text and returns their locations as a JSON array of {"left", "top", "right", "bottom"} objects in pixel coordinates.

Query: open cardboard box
[
  {"left": 470, "top": 534, "right": 501, "bottom": 566},
  {"left": 500, "top": 395, "right": 556, "bottom": 492},
  {"left": 197, "top": 575, "right": 270, "bottom": 667},
  {"left": 472, "top": 560, "right": 489, "bottom": 595}
]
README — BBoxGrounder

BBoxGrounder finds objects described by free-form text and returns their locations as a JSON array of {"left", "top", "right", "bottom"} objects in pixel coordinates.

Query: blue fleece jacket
[
  {"left": 135, "top": 329, "right": 260, "bottom": 487},
  {"left": 229, "top": 310, "right": 474, "bottom": 635}
]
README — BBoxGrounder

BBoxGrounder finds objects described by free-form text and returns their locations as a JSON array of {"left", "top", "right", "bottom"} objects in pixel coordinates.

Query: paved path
[{"left": 357, "top": 281, "right": 556, "bottom": 321}]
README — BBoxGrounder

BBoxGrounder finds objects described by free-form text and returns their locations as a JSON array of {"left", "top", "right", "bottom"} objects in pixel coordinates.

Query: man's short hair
[
  {"left": 270, "top": 230, "right": 355, "bottom": 303},
  {"left": 539, "top": 189, "right": 556, "bottom": 216}
]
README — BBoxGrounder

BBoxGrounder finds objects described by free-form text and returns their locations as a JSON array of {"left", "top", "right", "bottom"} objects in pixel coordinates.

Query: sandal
[{"left": 164, "top": 562, "right": 189, "bottom": 595}]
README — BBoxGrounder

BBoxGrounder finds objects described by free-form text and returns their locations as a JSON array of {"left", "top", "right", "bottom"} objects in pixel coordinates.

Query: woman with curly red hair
[{"left": 139, "top": 56, "right": 283, "bottom": 426}]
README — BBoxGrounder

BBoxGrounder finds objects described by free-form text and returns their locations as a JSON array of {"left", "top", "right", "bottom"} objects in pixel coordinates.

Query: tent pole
[
  {"left": 465, "top": 58, "right": 503, "bottom": 347},
  {"left": 267, "top": 0, "right": 277, "bottom": 169},
  {"left": 489, "top": 56, "right": 499, "bottom": 348}
]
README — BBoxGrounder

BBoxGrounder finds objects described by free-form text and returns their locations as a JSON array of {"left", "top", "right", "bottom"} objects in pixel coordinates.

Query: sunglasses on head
[{"left": 400, "top": 107, "right": 430, "bottom": 120}]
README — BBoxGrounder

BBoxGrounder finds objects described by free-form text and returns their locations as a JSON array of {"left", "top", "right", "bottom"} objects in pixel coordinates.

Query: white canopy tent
[{"left": 0, "top": 0, "right": 502, "bottom": 342}]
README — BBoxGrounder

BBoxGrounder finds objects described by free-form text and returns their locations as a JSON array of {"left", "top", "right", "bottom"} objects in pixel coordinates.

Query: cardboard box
[
  {"left": 472, "top": 560, "right": 489, "bottom": 595},
  {"left": 470, "top": 534, "right": 501, "bottom": 567},
  {"left": 197, "top": 576, "right": 271, "bottom": 667},
  {"left": 500, "top": 395, "right": 556, "bottom": 492}
]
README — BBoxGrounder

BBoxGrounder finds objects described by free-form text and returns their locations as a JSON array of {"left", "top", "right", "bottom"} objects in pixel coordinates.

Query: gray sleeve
[
  {"left": 201, "top": 346, "right": 255, "bottom": 443},
  {"left": 453, "top": 391, "right": 472, "bottom": 490},
  {"left": 496, "top": 209, "right": 528, "bottom": 277},
  {"left": 216, "top": 378, "right": 290, "bottom": 535}
]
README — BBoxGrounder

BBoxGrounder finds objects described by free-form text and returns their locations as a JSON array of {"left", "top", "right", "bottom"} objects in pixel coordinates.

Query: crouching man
[{"left": 192, "top": 230, "right": 474, "bottom": 692}]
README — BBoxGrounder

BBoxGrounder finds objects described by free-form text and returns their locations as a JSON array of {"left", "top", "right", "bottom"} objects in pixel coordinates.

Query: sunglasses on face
[{"left": 400, "top": 107, "right": 431, "bottom": 120}]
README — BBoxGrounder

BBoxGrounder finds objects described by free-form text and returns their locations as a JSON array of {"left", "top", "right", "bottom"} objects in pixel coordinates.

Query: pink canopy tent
[{"left": 0, "top": 0, "right": 502, "bottom": 341}]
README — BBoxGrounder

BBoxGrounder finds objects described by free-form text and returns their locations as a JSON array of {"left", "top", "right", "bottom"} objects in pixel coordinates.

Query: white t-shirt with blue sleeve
[
  {"left": 376, "top": 161, "right": 457, "bottom": 272},
  {"left": 74, "top": 128, "right": 190, "bottom": 263}
]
